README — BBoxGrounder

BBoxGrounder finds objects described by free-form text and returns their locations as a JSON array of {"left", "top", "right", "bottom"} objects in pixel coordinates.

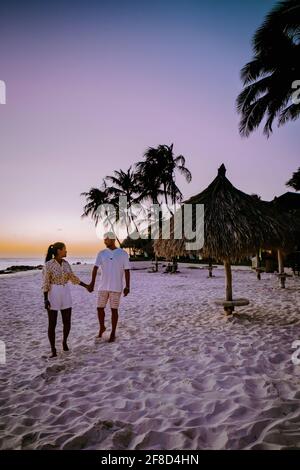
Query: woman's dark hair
[{"left": 45, "top": 242, "right": 65, "bottom": 262}]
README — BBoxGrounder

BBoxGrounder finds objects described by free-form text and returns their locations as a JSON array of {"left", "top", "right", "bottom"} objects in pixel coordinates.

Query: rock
[{"left": 0, "top": 265, "right": 43, "bottom": 275}]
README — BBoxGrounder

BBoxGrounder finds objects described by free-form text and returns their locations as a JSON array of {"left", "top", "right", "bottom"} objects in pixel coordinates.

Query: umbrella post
[
  {"left": 224, "top": 260, "right": 233, "bottom": 315},
  {"left": 208, "top": 258, "right": 213, "bottom": 277},
  {"left": 154, "top": 255, "right": 159, "bottom": 272},
  {"left": 256, "top": 251, "right": 261, "bottom": 280},
  {"left": 215, "top": 260, "right": 248, "bottom": 314}
]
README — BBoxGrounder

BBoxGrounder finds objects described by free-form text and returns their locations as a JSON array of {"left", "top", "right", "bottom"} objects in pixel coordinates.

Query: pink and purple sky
[{"left": 0, "top": 0, "right": 299, "bottom": 256}]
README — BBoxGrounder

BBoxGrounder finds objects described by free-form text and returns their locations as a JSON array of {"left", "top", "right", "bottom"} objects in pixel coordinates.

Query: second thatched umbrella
[{"left": 154, "top": 164, "right": 294, "bottom": 314}]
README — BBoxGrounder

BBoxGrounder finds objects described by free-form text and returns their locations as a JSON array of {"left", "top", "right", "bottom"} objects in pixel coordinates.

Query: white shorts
[
  {"left": 97, "top": 290, "right": 122, "bottom": 309},
  {"left": 48, "top": 284, "right": 72, "bottom": 311}
]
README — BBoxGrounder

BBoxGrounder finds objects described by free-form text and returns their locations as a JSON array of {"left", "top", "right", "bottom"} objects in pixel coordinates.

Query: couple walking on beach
[{"left": 42, "top": 232, "right": 131, "bottom": 357}]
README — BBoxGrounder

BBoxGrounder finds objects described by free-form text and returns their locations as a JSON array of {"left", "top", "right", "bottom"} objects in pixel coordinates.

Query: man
[{"left": 89, "top": 232, "right": 130, "bottom": 342}]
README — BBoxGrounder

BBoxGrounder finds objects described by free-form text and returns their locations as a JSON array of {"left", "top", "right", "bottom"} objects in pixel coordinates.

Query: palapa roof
[
  {"left": 154, "top": 164, "right": 295, "bottom": 262},
  {"left": 272, "top": 192, "right": 300, "bottom": 212}
]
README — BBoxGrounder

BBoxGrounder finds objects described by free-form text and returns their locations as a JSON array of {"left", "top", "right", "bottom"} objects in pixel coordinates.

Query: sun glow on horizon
[{"left": 0, "top": 239, "right": 105, "bottom": 258}]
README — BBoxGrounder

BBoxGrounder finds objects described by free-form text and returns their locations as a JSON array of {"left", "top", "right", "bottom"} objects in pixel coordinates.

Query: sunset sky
[{"left": 0, "top": 0, "right": 299, "bottom": 257}]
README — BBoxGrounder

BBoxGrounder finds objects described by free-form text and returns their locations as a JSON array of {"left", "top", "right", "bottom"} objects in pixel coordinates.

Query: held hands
[
  {"left": 123, "top": 287, "right": 130, "bottom": 297},
  {"left": 86, "top": 283, "right": 94, "bottom": 293},
  {"left": 80, "top": 281, "right": 94, "bottom": 293}
]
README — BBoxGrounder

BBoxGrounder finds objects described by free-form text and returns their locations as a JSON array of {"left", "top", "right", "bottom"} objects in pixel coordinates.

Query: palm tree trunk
[
  {"left": 163, "top": 183, "right": 173, "bottom": 215},
  {"left": 163, "top": 183, "right": 168, "bottom": 206},
  {"left": 129, "top": 206, "right": 139, "bottom": 233},
  {"left": 153, "top": 199, "right": 161, "bottom": 272}
]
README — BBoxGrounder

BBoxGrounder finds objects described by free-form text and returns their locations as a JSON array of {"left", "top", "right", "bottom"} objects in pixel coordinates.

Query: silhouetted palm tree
[
  {"left": 286, "top": 167, "right": 300, "bottom": 191},
  {"left": 237, "top": 0, "right": 300, "bottom": 137},
  {"left": 81, "top": 183, "right": 107, "bottom": 226},
  {"left": 81, "top": 180, "right": 122, "bottom": 244},
  {"left": 136, "top": 143, "right": 192, "bottom": 213},
  {"left": 81, "top": 144, "right": 191, "bottom": 260},
  {"left": 135, "top": 143, "right": 192, "bottom": 270},
  {"left": 105, "top": 167, "right": 142, "bottom": 234},
  {"left": 135, "top": 150, "right": 164, "bottom": 206}
]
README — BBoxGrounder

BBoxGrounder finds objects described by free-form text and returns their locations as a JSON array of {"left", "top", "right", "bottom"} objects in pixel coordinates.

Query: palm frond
[
  {"left": 239, "top": 95, "right": 269, "bottom": 137},
  {"left": 177, "top": 165, "right": 192, "bottom": 183},
  {"left": 279, "top": 102, "right": 300, "bottom": 125},
  {"left": 236, "top": 75, "right": 271, "bottom": 111}
]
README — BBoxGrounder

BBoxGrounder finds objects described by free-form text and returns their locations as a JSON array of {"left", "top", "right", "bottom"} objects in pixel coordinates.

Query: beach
[{"left": 0, "top": 263, "right": 300, "bottom": 450}]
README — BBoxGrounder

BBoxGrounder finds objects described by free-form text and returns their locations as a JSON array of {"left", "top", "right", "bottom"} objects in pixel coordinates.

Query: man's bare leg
[
  {"left": 108, "top": 308, "right": 118, "bottom": 342},
  {"left": 97, "top": 307, "right": 106, "bottom": 337}
]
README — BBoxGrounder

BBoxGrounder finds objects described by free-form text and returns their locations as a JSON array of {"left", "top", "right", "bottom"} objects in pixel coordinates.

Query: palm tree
[
  {"left": 286, "top": 167, "right": 300, "bottom": 191},
  {"left": 135, "top": 143, "right": 191, "bottom": 271},
  {"left": 81, "top": 180, "right": 122, "bottom": 245},
  {"left": 236, "top": 0, "right": 300, "bottom": 137},
  {"left": 135, "top": 149, "right": 165, "bottom": 206},
  {"left": 105, "top": 167, "right": 142, "bottom": 235},
  {"left": 136, "top": 143, "right": 192, "bottom": 213},
  {"left": 81, "top": 183, "right": 107, "bottom": 226},
  {"left": 81, "top": 144, "right": 191, "bottom": 264}
]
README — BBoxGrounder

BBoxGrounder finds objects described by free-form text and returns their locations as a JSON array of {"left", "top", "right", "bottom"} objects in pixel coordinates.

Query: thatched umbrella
[
  {"left": 251, "top": 195, "right": 300, "bottom": 286},
  {"left": 270, "top": 192, "right": 300, "bottom": 286},
  {"left": 154, "top": 164, "right": 294, "bottom": 313}
]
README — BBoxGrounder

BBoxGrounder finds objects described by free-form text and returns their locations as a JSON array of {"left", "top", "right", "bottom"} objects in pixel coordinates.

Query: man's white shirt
[{"left": 94, "top": 248, "right": 130, "bottom": 292}]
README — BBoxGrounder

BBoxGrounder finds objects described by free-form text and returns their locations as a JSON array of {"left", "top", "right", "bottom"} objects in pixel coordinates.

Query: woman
[{"left": 42, "top": 242, "right": 90, "bottom": 358}]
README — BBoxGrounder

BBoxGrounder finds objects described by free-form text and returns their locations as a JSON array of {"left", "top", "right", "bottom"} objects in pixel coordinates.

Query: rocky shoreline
[
  {"left": 0, "top": 265, "right": 43, "bottom": 275},
  {"left": 0, "top": 262, "right": 85, "bottom": 275}
]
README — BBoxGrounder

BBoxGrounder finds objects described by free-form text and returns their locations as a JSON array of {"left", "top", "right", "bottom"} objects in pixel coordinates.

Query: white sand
[{"left": 0, "top": 262, "right": 300, "bottom": 450}]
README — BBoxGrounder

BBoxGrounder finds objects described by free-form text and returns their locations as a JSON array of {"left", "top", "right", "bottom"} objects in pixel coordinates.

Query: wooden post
[
  {"left": 224, "top": 260, "right": 233, "bottom": 314},
  {"left": 155, "top": 255, "right": 158, "bottom": 272},
  {"left": 208, "top": 258, "right": 213, "bottom": 277},
  {"left": 277, "top": 250, "right": 286, "bottom": 288},
  {"left": 172, "top": 257, "right": 178, "bottom": 273},
  {"left": 256, "top": 251, "right": 261, "bottom": 280},
  {"left": 277, "top": 250, "right": 284, "bottom": 274}
]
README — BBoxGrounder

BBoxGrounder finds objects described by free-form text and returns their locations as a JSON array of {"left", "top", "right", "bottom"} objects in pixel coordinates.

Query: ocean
[{"left": 0, "top": 257, "right": 95, "bottom": 271}]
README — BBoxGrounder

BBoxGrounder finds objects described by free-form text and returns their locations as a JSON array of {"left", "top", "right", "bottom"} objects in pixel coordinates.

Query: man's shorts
[{"left": 97, "top": 290, "right": 122, "bottom": 309}]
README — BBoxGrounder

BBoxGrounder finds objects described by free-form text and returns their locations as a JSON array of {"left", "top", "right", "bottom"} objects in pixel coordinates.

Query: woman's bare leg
[
  {"left": 48, "top": 310, "right": 58, "bottom": 357},
  {"left": 61, "top": 308, "right": 72, "bottom": 351}
]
